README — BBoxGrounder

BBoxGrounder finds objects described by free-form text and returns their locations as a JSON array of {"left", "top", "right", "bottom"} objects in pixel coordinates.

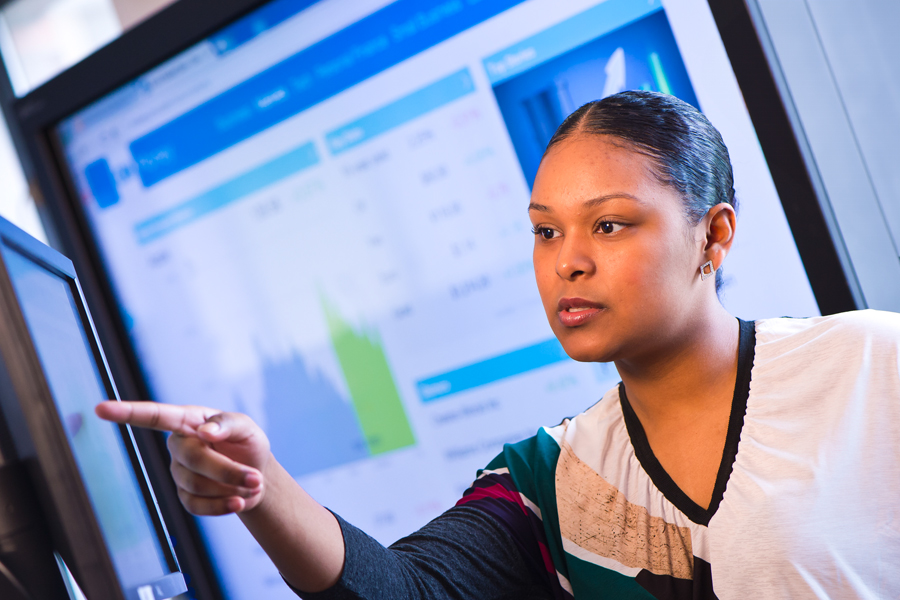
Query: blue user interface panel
[
  {"left": 1, "top": 244, "right": 177, "bottom": 599},
  {"left": 56, "top": 0, "right": 819, "bottom": 597}
]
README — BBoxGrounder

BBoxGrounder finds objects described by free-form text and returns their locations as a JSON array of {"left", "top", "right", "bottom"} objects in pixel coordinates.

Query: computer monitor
[
  {"left": 0, "top": 215, "right": 186, "bottom": 600},
  {"left": 10, "top": 0, "right": 855, "bottom": 597}
]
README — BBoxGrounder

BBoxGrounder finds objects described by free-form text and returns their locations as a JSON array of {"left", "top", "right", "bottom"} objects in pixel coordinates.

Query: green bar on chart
[{"left": 323, "top": 300, "right": 415, "bottom": 455}]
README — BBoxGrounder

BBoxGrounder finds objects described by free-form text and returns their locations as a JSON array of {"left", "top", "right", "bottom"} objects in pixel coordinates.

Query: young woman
[{"left": 97, "top": 91, "right": 900, "bottom": 599}]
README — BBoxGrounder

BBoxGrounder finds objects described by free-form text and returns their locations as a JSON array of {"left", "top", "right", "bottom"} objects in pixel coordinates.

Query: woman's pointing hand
[{"left": 95, "top": 401, "right": 272, "bottom": 515}]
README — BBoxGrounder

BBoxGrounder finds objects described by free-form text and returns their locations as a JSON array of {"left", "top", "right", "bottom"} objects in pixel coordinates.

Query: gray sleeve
[{"left": 289, "top": 506, "right": 552, "bottom": 600}]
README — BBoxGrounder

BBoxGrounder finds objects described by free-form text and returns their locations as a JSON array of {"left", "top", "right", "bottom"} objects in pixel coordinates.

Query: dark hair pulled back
[{"left": 543, "top": 91, "right": 736, "bottom": 293}]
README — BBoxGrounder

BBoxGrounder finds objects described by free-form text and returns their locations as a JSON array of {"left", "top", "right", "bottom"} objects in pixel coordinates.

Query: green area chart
[
  {"left": 260, "top": 299, "right": 415, "bottom": 478},
  {"left": 323, "top": 301, "right": 416, "bottom": 455}
]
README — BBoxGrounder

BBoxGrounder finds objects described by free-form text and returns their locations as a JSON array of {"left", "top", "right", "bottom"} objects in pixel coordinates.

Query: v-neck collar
[{"left": 618, "top": 318, "right": 756, "bottom": 526}]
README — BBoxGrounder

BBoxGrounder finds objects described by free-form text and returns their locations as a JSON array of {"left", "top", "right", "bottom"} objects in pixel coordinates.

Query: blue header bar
[
  {"left": 135, "top": 141, "right": 319, "bottom": 244},
  {"left": 417, "top": 338, "right": 570, "bottom": 402},
  {"left": 130, "top": 0, "right": 525, "bottom": 187},
  {"left": 482, "top": 0, "right": 662, "bottom": 85},
  {"left": 326, "top": 69, "right": 474, "bottom": 154}
]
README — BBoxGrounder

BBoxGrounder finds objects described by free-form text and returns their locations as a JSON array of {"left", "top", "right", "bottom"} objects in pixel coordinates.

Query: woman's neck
[{"left": 615, "top": 305, "right": 740, "bottom": 429}]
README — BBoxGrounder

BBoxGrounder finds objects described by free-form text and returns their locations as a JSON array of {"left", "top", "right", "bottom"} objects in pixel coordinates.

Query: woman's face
[{"left": 530, "top": 134, "right": 710, "bottom": 364}]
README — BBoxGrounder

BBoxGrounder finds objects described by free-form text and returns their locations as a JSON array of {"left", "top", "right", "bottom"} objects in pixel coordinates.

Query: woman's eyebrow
[
  {"left": 582, "top": 193, "right": 642, "bottom": 208},
  {"left": 528, "top": 202, "right": 551, "bottom": 213},
  {"left": 528, "top": 193, "right": 642, "bottom": 214}
]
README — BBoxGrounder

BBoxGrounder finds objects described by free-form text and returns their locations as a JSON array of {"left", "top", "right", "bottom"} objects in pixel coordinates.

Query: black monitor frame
[
  {"left": 0, "top": 216, "right": 186, "bottom": 600},
  {"left": 0, "top": 0, "right": 861, "bottom": 597}
]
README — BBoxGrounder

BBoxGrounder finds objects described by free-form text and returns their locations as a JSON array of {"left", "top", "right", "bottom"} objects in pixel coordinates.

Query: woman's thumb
[{"left": 196, "top": 413, "right": 231, "bottom": 442}]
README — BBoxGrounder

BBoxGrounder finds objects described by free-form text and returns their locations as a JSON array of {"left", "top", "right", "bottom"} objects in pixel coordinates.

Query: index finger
[{"left": 95, "top": 401, "right": 222, "bottom": 435}]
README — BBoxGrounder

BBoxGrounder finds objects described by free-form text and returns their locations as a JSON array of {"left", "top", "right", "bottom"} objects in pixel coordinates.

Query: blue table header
[{"left": 482, "top": 0, "right": 662, "bottom": 85}]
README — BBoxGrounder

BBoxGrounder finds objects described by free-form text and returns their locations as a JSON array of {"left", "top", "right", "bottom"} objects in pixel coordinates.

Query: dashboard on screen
[{"left": 54, "top": 0, "right": 819, "bottom": 597}]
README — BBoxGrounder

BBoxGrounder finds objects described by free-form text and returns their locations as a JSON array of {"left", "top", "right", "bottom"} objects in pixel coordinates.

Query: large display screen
[{"left": 55, "top": 0, "right": 819, "bottom": 597}]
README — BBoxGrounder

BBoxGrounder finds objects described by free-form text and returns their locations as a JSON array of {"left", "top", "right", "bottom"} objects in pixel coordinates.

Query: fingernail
[{"left": 244, "top": 472, "right": 261, "bottom": 488}]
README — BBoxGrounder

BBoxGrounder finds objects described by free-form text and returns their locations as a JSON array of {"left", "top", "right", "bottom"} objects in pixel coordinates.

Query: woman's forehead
[{"left": 532, "top": 135, "right": 664, "bottom": 204}]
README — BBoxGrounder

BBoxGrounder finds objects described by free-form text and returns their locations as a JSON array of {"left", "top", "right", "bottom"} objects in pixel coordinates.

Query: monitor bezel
[
  {"left": 0, "top": 0, "right": 862, "bottom": 597},
  {"left": 0, "top": 216, "right": 186, "bottom": 600}
]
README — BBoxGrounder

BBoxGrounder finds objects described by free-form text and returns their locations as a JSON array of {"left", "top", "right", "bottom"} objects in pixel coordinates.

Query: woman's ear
[{"left": 702, "top": 202, "right": 736, "bottom": 270}]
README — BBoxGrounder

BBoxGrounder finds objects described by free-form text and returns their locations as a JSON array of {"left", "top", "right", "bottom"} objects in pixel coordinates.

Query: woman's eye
[
  {"left": 531, "top": 226, "right": 559, "bottom": 240},
  {"left": 598, "top": 221, "right": 624, "bottom": 234}
]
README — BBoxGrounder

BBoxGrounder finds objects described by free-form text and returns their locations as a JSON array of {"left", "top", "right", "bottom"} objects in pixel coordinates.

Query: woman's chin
[{"left": 557, "top": 335, "right": 617, "bottom": 364}]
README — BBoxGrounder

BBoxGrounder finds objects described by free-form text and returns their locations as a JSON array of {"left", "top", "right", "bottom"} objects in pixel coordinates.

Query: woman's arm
[
  {"left": 237, "top": 453, "right": 345, "bottom": 591},
  {"left": 95, "top": 401, "right": 551, "bottom": 598},
  {"left": 296, "top": 506, "right": 550, "bottom": 600}
]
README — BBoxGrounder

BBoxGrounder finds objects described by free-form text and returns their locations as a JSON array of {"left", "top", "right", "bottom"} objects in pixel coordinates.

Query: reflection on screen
[
  {"left": 1, "top": 247, "right": 167, "bottom": 594},
  {"left": 56, "top": 0, "right": 821, "bottom": 596}
]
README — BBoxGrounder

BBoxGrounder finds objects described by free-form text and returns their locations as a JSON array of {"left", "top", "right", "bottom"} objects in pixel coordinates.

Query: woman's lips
[{"left": 557, "top": 297, "right": 605, "bottom": 327}]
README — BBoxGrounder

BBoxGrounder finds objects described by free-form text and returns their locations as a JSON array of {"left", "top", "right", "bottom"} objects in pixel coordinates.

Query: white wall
[{"left": 0, "top": 102, "right": 45, "bottom": 242}]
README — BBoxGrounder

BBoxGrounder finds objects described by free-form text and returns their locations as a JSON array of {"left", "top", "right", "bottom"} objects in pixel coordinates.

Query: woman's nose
[{"left": 555, "top": 233, "right": 596, "bottom": 280}]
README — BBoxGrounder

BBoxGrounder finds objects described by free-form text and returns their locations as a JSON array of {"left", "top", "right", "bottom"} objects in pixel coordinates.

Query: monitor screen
[
  {"left": 0, "top": 242, "right": 180, "bottom": 600},
  {"left": 54, "top": 0, "right": 820, "bottom": 597}
]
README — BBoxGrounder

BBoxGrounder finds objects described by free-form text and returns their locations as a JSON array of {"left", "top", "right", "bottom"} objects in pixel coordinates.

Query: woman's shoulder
[
  {"left": 751, "top": 310, "right": 900, "bottom": 394},
  {"left": 755, "top": 309, "right": 900, "bottom": 349},
  {"left": 482, "top": 383, "right": 624, "bottom": 476}
]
